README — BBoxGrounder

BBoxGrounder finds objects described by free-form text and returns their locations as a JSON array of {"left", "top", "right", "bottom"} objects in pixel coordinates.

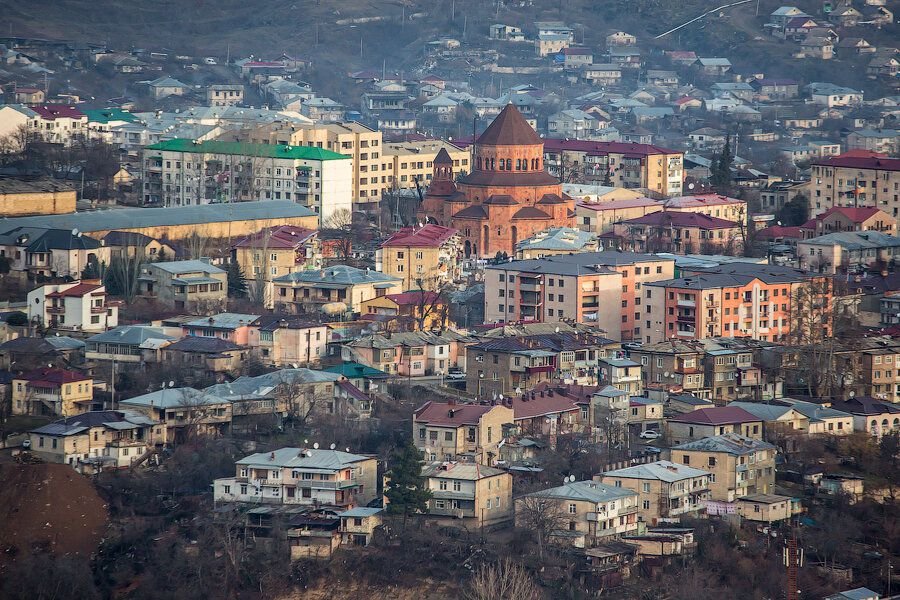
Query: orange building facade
[{"left": 420, "top": 104, "right": 574, "bottom": 257}]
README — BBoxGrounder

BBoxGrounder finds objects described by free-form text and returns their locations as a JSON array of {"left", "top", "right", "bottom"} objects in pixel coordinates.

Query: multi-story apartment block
[
  {"left": 543, "top": 139, "right": 684, "bottom": 198},
  {"left": 599, "top": 460, "right": 710, "bottom": 525},
  {"left": 27, "top": 280, "right": 118, "bottom": 332},
  {"left": 206, "top": 84, "right": 244, "bottom": 107},
  {"left": 142, "top": 139, "right": 352, "bottom": 224},
  {"left": 515, "top": 480, "right": 641, "bottom": 548},
  {"left": 421, "top": 462, "right": 513, "bottom": 525},
  {"left": 138, "top": 259, "right": 227, "bottom": 311},
  {"left": 671, "top": 433, "right": 777, "bottom": 502},
  {"left": 807, "top": 151, "right": 900, "bottom": 218},
  {"left": 381, "top": 140, "right": 469, "bottom": 194},
  {"left": 630, "top": 340, "right": 709, "bottom": 397},
  {"left": 213, "top": 448, "right": 378, "bottom": 507},
  {"left": 598, "top": 357, "right": 643, "bottom": 395},
  {"left": 232, "top": 225, "right": 322, "bottom": 307},
  {"left": 30, "top": 105, "right": 88, "bottom": 145},
  {"left": 413, "top": 401, "right": 513, "bottom": 465},
  {"left": 248, "top": 315, "right": 330, "bottom": 368},
  {"left": 273, "top": 265, "right": 403, "bottom": 314},
  {"left": 613, "top": 211, "right": 743, "bottom": 255},
  {"left": 246, "top": 120, "right": 383, "bottom": 208},
  {"left": 484, "top": 251, "right": 675, "bottom": 341},
  {"left": 12, "top": 368, "right": 95, "bottom": 417},
  {"left": 465, "top": 331, "right": 620, "bottom": 397},
  {"left": 27, "top": 410, "right": 159, "bottom": 471},
  {"left": 666, "top": 407, "right": 764, "bottom": 444},
  {"left": 642, "top": 263, "right": 828, "bottom": 344},
  {"left": 376, "top": 224, "right": 461, "bottom": 290}
]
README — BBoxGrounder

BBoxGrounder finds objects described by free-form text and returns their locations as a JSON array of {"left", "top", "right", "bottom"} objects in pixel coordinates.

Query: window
[
  {"left": 642, "top": 482, "right": 650, "bottom": 493},
  {"left": 568, "top": 503, "right": 577, "bottom": 514}
]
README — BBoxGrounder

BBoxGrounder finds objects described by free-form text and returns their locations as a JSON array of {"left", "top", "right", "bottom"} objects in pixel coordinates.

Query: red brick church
[{"left": 419, "top": 104, "right": 574, "bottom": 257}]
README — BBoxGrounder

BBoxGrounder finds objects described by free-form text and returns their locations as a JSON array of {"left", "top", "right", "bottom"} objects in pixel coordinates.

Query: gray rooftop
[
  {"left": 673, "top": 433, "right": 776, "bottom": 455},
  {"left": 486, "top": 251, "right": 671, "bottom": 277},
  {"left": 729, "top": 401, "right": 803, "bottom": 422},
  {"left": 802, "top": 231, "right": 900, "bottom": 251},
  {"left": 274, "top": 264, "right": 401, "bottom": 286},
  {"left": 150, "top": 260, "right": 225, "bottom": 275},
  {"left": 205, "top": 368, "right": 340, "bottom": 399},
  {"left": 86, "top": 326, "right": 176, "bottom": 345},
  {"left": 185, "top": 313, "right": 261, "bottom": 329},
  {"left": 517, "top": 227, "right": 597, "bottom": 252},
  {"left": 422, "top": 462, "right": 506, "bottom": 480},
  {"left": 602, "top": 460, "right": 710, "bottom": 482},
  {"left": 121, "top": 387, "right": 228, "bottom": 409},
  {"left": 521, "top": 480, "right": 637, "bottom": 503},
  {"left": 0, "top": 201, "right": 315, "bottom": 234},
  {"left": 236, "top": 447, "right": 371, "bottom": 470}
]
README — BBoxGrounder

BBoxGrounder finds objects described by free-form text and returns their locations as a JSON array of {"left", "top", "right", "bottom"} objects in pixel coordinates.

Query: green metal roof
[
  {"left": 145, "top": 138, "right": 350, "bottom": 161},
  {"left": 84, "top": 108, "right": 140, "bottom": 124}
]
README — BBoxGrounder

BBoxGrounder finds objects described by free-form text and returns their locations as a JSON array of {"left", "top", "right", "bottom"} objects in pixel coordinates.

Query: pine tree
[
  {"left": 602, "top": 163, "right": 613, "bottom": 186},
  {"left": 384, "top": 441, "right": 432, "bottom": 525},
  {"left": 226, "top": 260, "right": 247, "bottom": 298},
  {"left": 712, "top": 134, "right": 733, "bottom": 189}
]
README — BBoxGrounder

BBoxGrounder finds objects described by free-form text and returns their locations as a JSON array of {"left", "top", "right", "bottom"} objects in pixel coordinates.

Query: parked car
[
  {"left": 446, "top": 368, "right": 465, "bottom": 380},
  {"left": 639, "top": 429, "right": 661, "bottom": 440}
]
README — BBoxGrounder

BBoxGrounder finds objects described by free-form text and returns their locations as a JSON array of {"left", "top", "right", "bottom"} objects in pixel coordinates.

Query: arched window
[
  {"left": 477, "top": 157, "right": 482, "bottom": 170},
  {"left": 490, "top": 158, "right": 495, "bottom": 170},
  {"left": 506, "top": 159, "right": 513, "bottom": 170},
  {"left": 516, "top": 159, "right": 522, "bottom": 170},
  {"left": 499, "top": 159, "right": 505, "bottom": 171}
]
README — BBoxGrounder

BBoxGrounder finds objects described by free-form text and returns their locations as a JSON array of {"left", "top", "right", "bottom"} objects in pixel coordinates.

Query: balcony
[
  {"left": 676, "top": 314, "right": 696, "bottom": 324},
  {"left": 46, "top": 305, "right": 65, "bottom": 314},
  {"left": 91, "top": 305, "right": 107, "bottom": 313},
  {"left": 677, "top": 299, "right": 696, "bottom": 308},
  {"left": 526, "top": 364, "right": 555, "bottom": 374},
  {"left": 519, "top": 280, "right": 543, "bottom": 292},
  {"left": 291, "top": 479, "right": 360, "bottom": 490}
]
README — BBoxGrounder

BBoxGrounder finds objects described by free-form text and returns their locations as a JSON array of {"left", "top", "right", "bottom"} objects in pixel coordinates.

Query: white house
[{"left": 28, "top": 280, "right": 119, "bottom": 332}]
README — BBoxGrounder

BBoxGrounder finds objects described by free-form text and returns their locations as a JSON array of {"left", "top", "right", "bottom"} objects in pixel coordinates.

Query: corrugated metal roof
[{"left": 602, "top": 460, "right": 710, "bottom": 482}]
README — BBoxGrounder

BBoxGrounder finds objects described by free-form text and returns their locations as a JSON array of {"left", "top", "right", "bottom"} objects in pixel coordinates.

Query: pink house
[{"left": 183, "top": 313, "right": 260, "bottom": 346}]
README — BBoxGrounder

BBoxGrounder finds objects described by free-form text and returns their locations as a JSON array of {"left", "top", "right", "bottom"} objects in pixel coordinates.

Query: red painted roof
[
  {"left": 46, "top": 282, "right": 103, "bottom": 298},
  {"left": 543, "top": 138, "right": 678, "bottom": 156},
  {"left": 562, "top": 47, "right": 592, "bottom": 55},
  {"left": 623, "top": 210, "right": 739, "bottom": 229},
  {"left": 668, "top": 406, "right": 760, "bottom": 425},
  {"left": 755, "top": 225, "right": 803, "bottom": 240},
  {"left": 21, "top": 367, "right": 90, "bottom": 385},
  {"left": 383, "top": 290, "right": 442, "bottom": 306},
  {"left": 665, "top": 194, "right": 743, "bottom": 208},
  {"left": 812, "top": 151, "right": 900, "bottom": 172},
  {"left": 511, "top": 383, "right": 598, "bottom": 419},
  {"left": 414, "top": 401, "right": 497, "bottom": 426},
  {"left": 32, "top": 105, "right": 85, "bottom": 120},
  {"left": 380, "top": 223, "right": 458, "bottom": 248}
]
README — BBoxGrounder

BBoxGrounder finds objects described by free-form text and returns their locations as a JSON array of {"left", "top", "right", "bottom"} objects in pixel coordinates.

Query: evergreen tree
[
  {"left": 711, "top": 134, "right": 733, "bottom": 189},
  {"left": 226, "top": 260, "right": 247, "bottom": 298},
  {"left": 384, "top": 441, "right": 432, "bottom": 525},
  {"left": 81, "top": 256, "right": 103, "bottom": 280},
  {"left": 776, "top": 193, "right": 810, "bottom": 227},
  {"left": 155, "top": 247, "right": 167, "bottom": 262},
  {"left": 602, "top": 163, "right": 613, "bottom": 186}
]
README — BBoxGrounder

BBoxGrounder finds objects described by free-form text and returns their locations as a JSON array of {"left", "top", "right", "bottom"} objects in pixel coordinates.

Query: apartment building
[
  {"left": 543, "top": 139, "right": 684, "bottom": 198},
  {"left": 807, "top": 151, "right": 900, "bottom": 218},
  {"left": 12, "top": 368, "right": 95, "bottom": 417},
  {"left": 642, "top": 263, "right": 828, "bottom": 344},
  {"left": 413, "top": 401, "right": 513, "bottom": 465},
  {"left": 27, "top": 410, "right": 159, "bottom": 471},
  {"left": 671, "top": 433, "right": 777, "bottom": 502},
  {"left": 27, "top": 280, "right": 118, "bottom": 332},
  {"left": 358, "top": 291, "right": 448, "bottom": 331},
  {"left": 30, "top": 105, "right": 88, "bottom": 145},
  {"left": 598, "top": 357, "right": 643, "bottom": 395},
  {"left": 246, "top": 120, "right": 383, "bottom": 208},
  {"left": 484, "top": 251, "right": 676, "bottom": 341},
  {"left": 376, "top": 224, "right": 461, "bottom": 290},
  {"left": 801, "top": 206, "right": 896, "bottom": 238},
  {"left": 206, "top": 84, "right": 244, "bottom": 107},
  {"left": 138, "top": 259, "right": 227, "bottom": 311},
  {"left": 381, "top": 140, "right": 469, "bottom": 194},
  {"left": 465, "top": 331, "right": 620, "bottom": 397},
  {"left": 213, "top": 447, "right": 378, "bottom": 508},
  {"left": 798, "top": 231, "right": 900, "bottom": 274},
  {"left": 231, "top": 225, "right": 322, "bottom": 307},
  {"left": 248, "top": 315, "right": 330, "bottom": 368},
  {"left": 599, "top": 460, "right": 710, "bottom": 525},
  {"left": 421, "top": 462, "right": 512, "bottom": 525},
  {"left": 273, "top": 265, "right": 403, "bottom": 314},
  {"left": 85, "top": 326, "right": 176, "bottom": 365},
  {"left": 142, "top": 139, "right": 352, "bottom": 223},
  {"left": 515, "top": 481, "right": 640, "bottom": 548},
  {"left": 119, "top": 387, "right": 232, "bottom": 443},
  {"left": 666, "top": 407, "right": 764, "bottom": 444},
  {"left": 829, "top": 396, "right": 900, "bottom": 437},
  {"left": 614, "top": 211, "right": 743, "bottom": 255}
]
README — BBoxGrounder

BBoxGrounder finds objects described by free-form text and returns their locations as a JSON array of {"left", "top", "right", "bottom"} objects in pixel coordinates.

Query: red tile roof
[
  {"left": 31, "top": 105, "right": 85, "bottom": 120},
  {"left": 511, "top": 383, "right": 599, "bottom": 419},
  {"left": 46, "top": 282, "right": 104, "bottom": 298},
  {"left": 755, "top": 225, "right": 803, "bottom": 240},
  {"left": 21, "top": 367, "right": 90, "bottom": 385},
  {"left": 414, "top": 401, "right": 498, "bottom": 426},
  {"left": 812, "top": 152, "right": 900, "bottom": 172},
  {"left": 380, "top": 224, "right": 458, "bottom": 248},
  {"left": 232, "top": 225, "right": 317, "bottom": 249},
  {"left": 476, "top": 104, "right": 542, "bottom": 146},
  {"left": 816, "top": 206, "right": 885, "bottom": 223},
  {"left": 668, "top": 406, "right": 760, "bottom": 425},
  {"left": 623, "top": 210, "right": 739, "bottom": 229}
]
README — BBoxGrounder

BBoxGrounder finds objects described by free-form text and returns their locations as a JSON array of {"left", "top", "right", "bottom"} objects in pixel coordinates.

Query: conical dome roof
[{"left": 476, "top": 103, "right": 542, "bottom": 146}]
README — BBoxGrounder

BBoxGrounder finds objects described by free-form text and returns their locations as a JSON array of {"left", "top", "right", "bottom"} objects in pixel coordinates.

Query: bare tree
[
  {"left": 466, "top": 559, "right": 543, "bottom": 600},
  {"left": 411, "top": 274, "right": 453, "bottom": 331},
  {"left": 321, "top": 208, "right": 354, "bottom": 263},
  {"left": 515, "top": 492, "right": 568, "bottom": 561}
]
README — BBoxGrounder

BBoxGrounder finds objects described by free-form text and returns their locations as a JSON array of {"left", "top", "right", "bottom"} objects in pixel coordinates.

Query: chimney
[{"left": 269, "top": 452, "right": 275, "bottom": 461}]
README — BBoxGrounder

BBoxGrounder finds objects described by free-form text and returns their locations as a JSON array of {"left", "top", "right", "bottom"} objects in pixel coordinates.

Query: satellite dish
[
  {"left": 169, "top": 381, "right": 175, "bottom": 388},
  {"left": 313, "top": 442, "right": 319, "bottom": 449},
  {"left": 345, "top": 447, "right": 350, "bottom": 452},
  {"left": 330, "top": 443, "right": 336, "bottom": 450},
  {"left": 664, "top": 371, "right": 670, "bottom": 378},
  {"left": 555, "top": 326, "right": 560, "bottom": 333},
  {"left": 688, "top": 183, "right": 695, "bottom": 190},
  {"left": 499, "top": 394, "right": 504, "bottom": 401},
  {"left": 291, "top": 363, "right": 298, "bottom": 368},
  {"left": 72, "top": 228, "right": 79, "bottom": 237},
  {"left": 304, "top": 439, "right": 309, "bottom": 444},
  {"left": 515, "top": 387, "right": 522, "bottom": 395}
]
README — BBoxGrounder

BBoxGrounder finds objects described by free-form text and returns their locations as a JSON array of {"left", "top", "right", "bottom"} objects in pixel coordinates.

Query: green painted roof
[
  {"left": 145, "top": 138, "right": 350, "bottom": 161},
  {"left": 84, "top": 108, "right": 140, "bottom": 124}
]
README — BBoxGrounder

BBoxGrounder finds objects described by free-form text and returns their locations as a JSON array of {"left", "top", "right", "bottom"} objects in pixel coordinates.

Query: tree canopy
[{"left": 384, "top": 441, "right": 431, "bottom": 521}]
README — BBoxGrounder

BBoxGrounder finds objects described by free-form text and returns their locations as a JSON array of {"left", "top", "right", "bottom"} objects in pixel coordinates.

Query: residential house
[
  {"left": 769, "top": 6, "right": 809, "bottom": 28},
  {"left": 802, "top": 206, "right": 896, "bottom": 238},
  {"left": 671, "top": 433, "right": 777, "bottom": 502},
  {"left": 359, "top": 291, "right": 447, "bottom": 332},
  {"left": 508, "top": 382, "right": 600, "bottom": 441},
  {"left": 12, "top": 368, "right": 94, "bottom": 417},
  {"left": 421, "top": 462, "right": 512, "bottom": 526},
  {"left": 85, "top": 326, "right": 176, "bottom": 365},
  {"left": 825, "top": 588, "right": 880, "bottom": 600},
  {"left": 846, "top": 129, "right": 899, "bottom": 155},
  {"left": 101, "top": 231, "right": 174, "bottom": 261},
  {"left": 248, "top": 315, "right": 330, "bottom": 368},
  {"left": 515, "top": 227, "right": 599, "bottom": 259},
  {"left": 608, "top": 47, "right": 642, "bottom": 70},
  {"left": 213, "top": 447, "right": 378, "bottom": 507},
  {"left": 27, "top": 280, "right": 118, "bottom": 332},
  {"left": 231, "top": 225, "right": 322, "bottom": 307},
  {"left": 613, "top": 211, "right": 743, "bottom": 255},
  {"left": 598, "top": 358, "right": 643, "bottom": 396},
  {"left": 322, "top": 362, "right": 390, "bottom": 395},
  {"left": 806, "top": 83, "right": 864, "bottom": 107},
  {"left": 206, "top": 84, "right": 244, "bottom": 107},
  {"left": 867, "top": 54, "right": 899, "bottom": 78},
  {"left": 273, "top": 265, "right": 403, "bottom": 315},
  {"left": 163, "top": 337, "right": 247, "bottom": 381},
  {"left": 668, "top": 393, "right": 716, "bottom": 413},
  {"left": 547, "top": 109, "right": 606, "bottom": 139},
  {"left": 345, "top": 330, "right": 472, "bottom": 377},
  {"left": 0, "top": 104, "right": 38, "bottom": 150},
  {"left": 483, "top": 251, "right": 676, "bottom": 341},
  {"left": 837, "top": 38, "right": 876, "bottom": 55},
  {"left": 27, "top": 410, "right": 159, "bottom": 471},
  {"left": 751, "top": 79, "right": 800, "bottom": 101},
  {"left": 536, "top": 34, "right": 570, "bottom": 57},
  {"left": 728, "top": 401, "right": 811, "bottom": 442},
  {"left": 183, "top": 313, "right": 259, "bottom": 346},
  {"left": 606, "top": 31, "right": 637, "bottom": 47},
  {"left": 666, "top": 406, "right": 764, "bottom": 445},
  {"left": 120, "top": 387, "right": 232, "bottom": 443},
  {"left": 0, "top": 227, "right": 108, "bottom": 279},
  {"left": 559, "top": 47, "right": 594, "bottom": 69},
  {"left": 711, "top": 82, "right": 755, "bottom": 101},
  {"left": 628, "top": 397, "right": 664, "bottom": 431},
  {"left": 777, "top": 398, "right": 854, "bottom": 434},
  {"left": 689, "top": 128, "right": 726, "bottom": 151},
  {"left": 798, "top": 231, "right": 900, "bottom": 274},
  {"left": 376, "top": 223, "right": 461, "bottom": 291},
  {"left": 646, "top": 70, "right": 679, "bottom": 88},
  {"left": 301, "top": 98, "right": 345, "bottom": 123},
  {"left": 801, "top": 36, "right": 834, "bottom": 60},
  {"left": 735, "top": 494, "right": 796, "bottom": 522},
  {"left": 829, "top": 396, "right": 900, "bottom": 436},
  {"left": 830, "top": 3, "right": 863, "bottom": 26},
  {"left": 30, "top": 105, "right": 88, "bottom": 145},
  {"left": 598, "top": 460, "right": 711, "bottom": 525},
  {"left": 138, "top": 259, "right": 227, "bottom": 311},
  {"left": 694, "top": 58, "right": 732, "bottom": 76},
  {"left": 489, "top": 24, "right": 526, "bottom": 41},
  {"left": 338, "top": 507, "right": 383, "bottom": 547},
  {"left": 147, "top": 76, "right": 189, "bottom": 100},
  {"left": 0, "top": 336, "right": 84, "bottom": 371},
  {"left": 515, "top": 481, "right": 640, "bottom": 548},
  {"left": 412, "top": 400, "right": 513, "bottom": 464},
  {"left": 465, "top": 330, "right": 620, "bottom": 397},
  {"left": 580, "top": 64, "right": 622, "bottom": 86}
]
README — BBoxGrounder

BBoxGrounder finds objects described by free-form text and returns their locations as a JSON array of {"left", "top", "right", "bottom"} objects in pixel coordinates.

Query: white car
[{"left": 639, "top": 430, "right": 661, "bottom": 440}]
